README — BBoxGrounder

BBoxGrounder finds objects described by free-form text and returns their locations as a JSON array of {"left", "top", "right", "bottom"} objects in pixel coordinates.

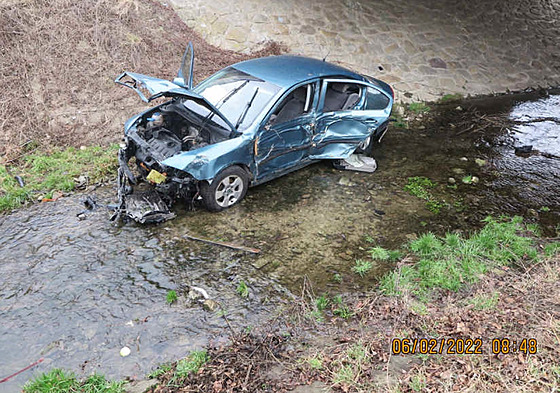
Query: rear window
[{"left": 365, "top": 87, "right": 389, "bottom": 110}]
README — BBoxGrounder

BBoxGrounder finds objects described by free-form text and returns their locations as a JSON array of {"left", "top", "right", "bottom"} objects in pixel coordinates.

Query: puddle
[{"left": 0, "top": 89, "right": 559, "bottom": 391}]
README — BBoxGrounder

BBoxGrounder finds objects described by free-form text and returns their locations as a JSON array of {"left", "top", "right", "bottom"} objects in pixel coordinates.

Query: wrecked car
[{"left": 115, "top": 43, "right": 393, "bottom": 221}]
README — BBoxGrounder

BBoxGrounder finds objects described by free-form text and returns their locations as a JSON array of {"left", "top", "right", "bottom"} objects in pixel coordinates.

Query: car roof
[{"left": 231, "top": 55, "right": 366, "bottom": 88}]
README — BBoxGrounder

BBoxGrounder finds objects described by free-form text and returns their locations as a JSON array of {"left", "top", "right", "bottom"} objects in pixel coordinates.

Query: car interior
[
  {"left": 269, "top": 84, "right": 314, "bottom": 125},
  {"left": 323, "top": 82, "right": 361, "bottom": 112}
]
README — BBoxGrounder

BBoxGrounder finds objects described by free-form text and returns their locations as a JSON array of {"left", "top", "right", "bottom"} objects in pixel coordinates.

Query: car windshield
[{"left": 194, "top": 67, "right": 281, "bottom": 131}]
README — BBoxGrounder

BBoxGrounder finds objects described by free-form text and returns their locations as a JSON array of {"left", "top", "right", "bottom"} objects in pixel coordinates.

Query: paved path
[{"left": 169, "top": 0, "right": 560, "bottom": 101}]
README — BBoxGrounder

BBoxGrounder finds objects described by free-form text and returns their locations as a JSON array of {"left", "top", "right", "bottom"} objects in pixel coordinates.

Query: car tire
[{"left": 200, "top": 166, "right": 249, "bottom": 212}]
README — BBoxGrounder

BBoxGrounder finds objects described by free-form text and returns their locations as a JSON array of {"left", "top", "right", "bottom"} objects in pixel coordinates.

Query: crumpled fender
[{"left": 161, "top": 136, "right": 253, "bottom": 181}]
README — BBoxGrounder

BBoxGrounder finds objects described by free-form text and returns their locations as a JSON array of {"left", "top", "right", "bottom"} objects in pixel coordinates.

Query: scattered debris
[
  {"left": 0, "top": 358, "right": 44, "bottom": 384},
  {"left": 334, "top": 154, "right": 377, "bottom": 173},
  {"left": 120, "top": 347, "right": 131, "bottom": 357},
  {"left": 14, "top": 176, "right": 24, "bottom": 188}
]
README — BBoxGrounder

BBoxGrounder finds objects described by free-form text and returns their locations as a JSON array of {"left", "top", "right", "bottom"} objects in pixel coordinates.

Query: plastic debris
[
  {"left": 120, "top": 346, "right": 131, "bottom": 357},
  {"left": 333, "top": 154, "right": 377, "bottom": 173}
]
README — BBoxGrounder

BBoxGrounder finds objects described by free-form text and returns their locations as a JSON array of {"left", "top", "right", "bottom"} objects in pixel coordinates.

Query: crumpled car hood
[{"left": 115, "top": 72, "right": 202, "bottom": 103}]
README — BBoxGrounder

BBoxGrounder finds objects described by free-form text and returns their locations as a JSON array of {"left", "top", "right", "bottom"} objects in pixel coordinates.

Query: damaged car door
[
  {"left": 309, "top": 79, "right": 391, "bottom": 159},
  {"left": 254, "top": 81, "right": 318, "bottom": 182}
]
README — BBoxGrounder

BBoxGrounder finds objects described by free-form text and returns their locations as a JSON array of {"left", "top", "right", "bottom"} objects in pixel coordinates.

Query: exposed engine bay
[{"left": 116, "top": 98, "right": 234, "bottom": 223}]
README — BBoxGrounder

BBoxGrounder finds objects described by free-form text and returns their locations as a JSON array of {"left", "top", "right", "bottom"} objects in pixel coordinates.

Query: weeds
[
  {"left": 404, "top": 176, "right": 435, "bottom": 200},
  {"left": 166, "top": 290, "right": 178, "bottom": 305},
  {"left": 352, "top": 259, "right": 373, "bottom": 277},
  {"left": 236, "top": 281, "right": 249, "bottom": 298},
  {"left": 404, "top": 176, "right": 448, "bottom": 214},
  {"left": 408, "top": 102, "right": 430, "bottom": 114},
  {"left": 175, "top": 350, "right": 209, "bottom": 379},
  {"left": 315, "top": 294, "right": 330, "bottom": 312},
  {"left": 439, "top": 93, "right": 464, "bottom": 103},
  {"left": 148, "top": 363, "right": 173, "bottom": 379},
  {"left": 469, "top": 291, "right": 499, "bottom": 310},
  {"left": 23, "top": 369, "right": 124, "bottom": 393},
  {"left": 381, "top": 217, "right": 539, "bottom": 296},
  {"left": 0, "top": 145, "right": 119, "bottom": 211}
]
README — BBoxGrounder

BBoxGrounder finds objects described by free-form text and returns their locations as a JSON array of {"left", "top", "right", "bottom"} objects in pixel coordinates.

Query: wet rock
[
  {"left": 452, "top": 168, "right": 465, "bottom": 175},
  {"left": 125, "top": 379, "right": 156, "bottom": 393},
  {"left": 515, "top": 145, "right": 533, "bottom": 154},
  {"left": 475, "top": 158, "right": 486, "bottom": 167},
  {"left": 527, "top": 208, "right": 538, "bottom": 217},
  {"left": 471, "top": 176, "right": 480, "bottom": 184},
  {"left": 460, "top": 157, "right": 468, "bottom": 161},
  {"left": 188, "top": 286, "right": 209, "bottom": 301},
  {"left": 203, "top": 299, "right": 219, "bottom": 312},
  {"left": 448, "top": 177, "right": 456, "bottom": 184},
  {"left": 338, "top": 176, "right": 355, "bottom": 186},
  {"left": 456, "top": 106, "right": 463, "bottom": 111}
]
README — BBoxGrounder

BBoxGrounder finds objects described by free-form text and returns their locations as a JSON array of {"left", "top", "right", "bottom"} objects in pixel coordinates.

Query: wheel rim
[
  {"left": 215, "top": 175, "right": 244, "bottom": 207},
  {"left": 358, "top": 135, "right": 371, "bottom": 150}
]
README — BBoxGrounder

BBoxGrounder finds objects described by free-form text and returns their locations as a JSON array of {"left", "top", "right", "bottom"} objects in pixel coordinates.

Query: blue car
[{"left": 116, "top": 43, "right": 393, "bottom": 218}]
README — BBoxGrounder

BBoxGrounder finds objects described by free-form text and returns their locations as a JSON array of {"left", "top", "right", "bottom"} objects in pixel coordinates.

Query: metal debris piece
[{"left": 333, "top": 154, "right": 377, "bottom": 173}]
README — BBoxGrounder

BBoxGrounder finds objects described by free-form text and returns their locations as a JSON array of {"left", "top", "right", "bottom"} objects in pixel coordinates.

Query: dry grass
[{"left": 0, "top": 0, "right": 283, "bottom": 160}]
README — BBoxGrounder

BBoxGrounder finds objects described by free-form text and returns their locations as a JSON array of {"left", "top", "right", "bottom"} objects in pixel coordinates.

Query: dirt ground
[
  {"left": 0, "top": 0, "right": 283, "bottom": 160},
  {"left": 147, "top": 254, "right": 560, "bottom": 392}
]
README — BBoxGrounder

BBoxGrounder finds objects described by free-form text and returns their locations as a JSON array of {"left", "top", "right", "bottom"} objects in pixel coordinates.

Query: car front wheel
[{"left": 200, "top": 166, "right": 249, "bottom": 212}]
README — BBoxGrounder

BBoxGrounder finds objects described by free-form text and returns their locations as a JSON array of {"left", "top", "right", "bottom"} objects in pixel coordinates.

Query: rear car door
[
  {"left": 255, "top": 81, "right": 319, "bottom": 181},
  {"left": 309, "top": 79, "right": 391, "bottom": 159}
]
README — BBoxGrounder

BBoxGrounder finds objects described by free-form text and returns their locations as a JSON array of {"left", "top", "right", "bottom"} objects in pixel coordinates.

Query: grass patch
[
  {"left": 23, "top": 369, "right": 124, "bottom": 393},
  {"left": 380, "top": 217, "right": 539, "bottom": 296},
  {"left": 352, "top": 259, "right": 373, "bottom": 277},
  {"left": 404, "top": 176, "right": 447, "bottom": 214},
  {"left": 236, "top": 281, "right": 249, "bottom": 298},
  {"left": 175, "top": 350, "right": 209, "bottom": 379},
  {"left": 408, "top": 102, "right": 430, "bottom": 114},
  {"left": 166, "top": 290, "right": 178, "bottom": 305},
  {"left": 0, "top": 145, "right": 119, "bottom": 212},
  {"left": 439, "top": 93, "right": 464, "bottom": 103},
  {"left": 469, "top": 292, "right": 499, "bottom": 310}
]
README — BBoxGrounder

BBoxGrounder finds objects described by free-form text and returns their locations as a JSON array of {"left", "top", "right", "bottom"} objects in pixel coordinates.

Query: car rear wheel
[{"left": 200, "top": 166, "right": 249, "bottom": 212}]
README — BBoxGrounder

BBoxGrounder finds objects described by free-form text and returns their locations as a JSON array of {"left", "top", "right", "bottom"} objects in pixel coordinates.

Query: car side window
[
  {"left": 268, "top": 83, "right": 315, "bottom": 126},
  {"left": 323, "top": 82, "right": 362, "bottom": 112},
  {"left": 365, "top": 87, "right": 390, "bottom": 110}
]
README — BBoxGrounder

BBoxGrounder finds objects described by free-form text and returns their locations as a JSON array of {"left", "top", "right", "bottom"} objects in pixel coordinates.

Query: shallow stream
[{"left": 0, "top": 90, "right": 558, "bottom": 392}]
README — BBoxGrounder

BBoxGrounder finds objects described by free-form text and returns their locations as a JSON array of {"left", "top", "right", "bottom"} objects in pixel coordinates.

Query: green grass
[
  {"left": 166, "top": 290, "right": 178, "bottom": 305},
  {"left": 404, "top": 176, "right": 448, "bottom": 214},
  {"left": 175, "top": 350, "right": 209, "bottom": 379},
  {"left": 305, "top": 355, "right": 324, "bottom": 370},
  {"left": 316, "top": 294, "right": 330, "bottom": 312},
  {"left": 23, "top": 369, "right": 124, "bottom": 393},
  {"left": 408, "top": 102, "right": 430, "bottom": 114},
  {"left": 236, "top": 281, "right": 249, "bottom": 298},
  {"left": 544, "top": 242, "right": 560, "bottom": 258},
  {"left": 380, "top": 217, "right": 539, "bottom": 296},
  {"left": 352, "top": 259, "right": 373, "bottom": 277},
  {"left": 469, "top": 292, "right": 499, "bottom": 310},
  {"left": 148, "top": 363, "right": 173, "bottom": 379},
  {"left": 0, "top": 145, "right": 119, "bottom": 211},
  {"left": 404, "top": 176, "right": 435, "bottom": 199},
  {"left": 439, "top": 93, "right": 464, "bottom": 103}
]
